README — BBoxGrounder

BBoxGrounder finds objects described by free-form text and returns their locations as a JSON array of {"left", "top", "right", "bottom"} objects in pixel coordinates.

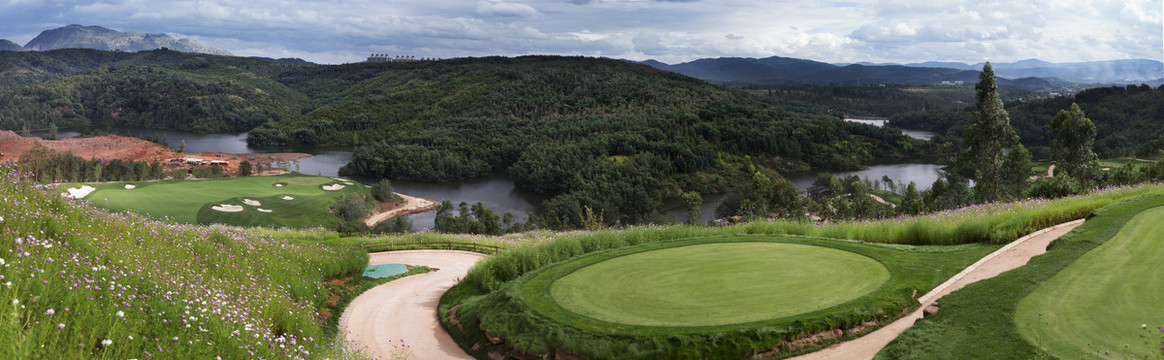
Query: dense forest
[
  {"left": 0, "top": 50, "right": 934, "bottom": 228},
  {"left": 0, "top": 49, "right": 304, "bottom": 133},
  {"left": 891, "top": 84, "right": 1164, "bottom": 157}
]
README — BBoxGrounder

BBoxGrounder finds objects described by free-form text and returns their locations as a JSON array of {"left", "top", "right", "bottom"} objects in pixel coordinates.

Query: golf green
[
  {"left": 549, "top": 242, "right": 890, "bottom": 327},
  {"left": 1016, "top": 205, "right": 1164, "bottom": 358},
  {"left": 65, "top": 174, "right": 364, "bottom": 228}
]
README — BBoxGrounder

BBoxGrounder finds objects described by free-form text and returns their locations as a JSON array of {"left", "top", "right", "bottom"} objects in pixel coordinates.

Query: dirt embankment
[
  {"left": 0, "top": 130, "right": 309, "bottom": 174},
  {"left": 364, "top": 194, "right": 440, "bottom": 227}
]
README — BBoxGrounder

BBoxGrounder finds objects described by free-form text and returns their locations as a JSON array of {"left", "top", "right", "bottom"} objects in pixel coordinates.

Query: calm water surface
[{"left": 844, "top": 118, "right": 937, "bottom": 140}]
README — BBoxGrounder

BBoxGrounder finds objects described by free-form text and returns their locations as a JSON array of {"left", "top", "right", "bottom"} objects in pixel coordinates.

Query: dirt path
[
  {"left": 1047, "top": 164, "right": 1055, "bottom": 178},
  {"left": 364, "top": 194, "right": 439, "bottom": 227},
  {"left": 339, "top": 250, "right": 484, "bottom": 359},
  {"left": 790, "top": 219, "right": 1084, "bottom": 360}
]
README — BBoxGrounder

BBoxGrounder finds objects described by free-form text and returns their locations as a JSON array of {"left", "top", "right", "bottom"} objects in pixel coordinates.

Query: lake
[
  {"left": 27, "top": 128, "right": 948, "bottom": 228},
  {"left": 844, "top": 118, "right": 936, "bottom": 140}
]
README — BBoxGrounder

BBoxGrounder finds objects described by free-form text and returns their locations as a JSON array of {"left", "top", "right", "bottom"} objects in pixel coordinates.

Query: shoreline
[{"left": 364, "top": 193, "right": 440, "bottom": 227}]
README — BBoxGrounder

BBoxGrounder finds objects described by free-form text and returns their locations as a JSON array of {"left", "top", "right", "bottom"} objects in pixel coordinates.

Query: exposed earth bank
[{"left": 0, "top": 130, "right": 309, "bottom": 174}]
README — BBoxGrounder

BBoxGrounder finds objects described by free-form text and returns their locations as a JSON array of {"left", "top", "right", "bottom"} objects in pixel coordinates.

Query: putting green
[
  {"left": 549, "top": 242, "right": 890, "bottom": 327},
  {"left": 1016, "top": 205, "right": 1164, "bottom": 358},
  {"left": 64, "top": 174, "right": 365, "bottom": 228}
]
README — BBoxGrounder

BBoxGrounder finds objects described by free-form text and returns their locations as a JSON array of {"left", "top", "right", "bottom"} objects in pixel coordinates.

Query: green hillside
[
  {"left": 0, "top": 49, "right": 929, "bottom": 228},
  {"left": 890, "top": 84, "right": 1164, "bottom": 157}
]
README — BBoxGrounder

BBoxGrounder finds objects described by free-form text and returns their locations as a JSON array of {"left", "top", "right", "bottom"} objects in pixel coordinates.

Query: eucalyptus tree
[{"left": 1050, "top": 103, "right": 1098, "bottom": 183}]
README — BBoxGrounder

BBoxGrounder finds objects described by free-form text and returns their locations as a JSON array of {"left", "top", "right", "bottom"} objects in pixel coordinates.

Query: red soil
[{"left": 0, "top": 130, "right": 309, "bottom": 174}]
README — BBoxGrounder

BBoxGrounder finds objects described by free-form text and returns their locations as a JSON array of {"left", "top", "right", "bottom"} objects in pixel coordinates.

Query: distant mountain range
[
  {"left": 0, "top": 39, "right": 27, "bottom": 52},
  {"left": 842, "top": 58, "right": 1163, "bottom": 84},
  {"left": 640, "top": 56, "right": 1163, "bottom": 86},
  {"left": 4, "top": 24, "right": 230, "bottom": 55}
]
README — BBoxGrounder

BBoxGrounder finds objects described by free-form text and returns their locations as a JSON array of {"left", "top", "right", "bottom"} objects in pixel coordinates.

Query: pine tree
[{"left": 964, "top": 62, "right": 1019, "bottom": 203}]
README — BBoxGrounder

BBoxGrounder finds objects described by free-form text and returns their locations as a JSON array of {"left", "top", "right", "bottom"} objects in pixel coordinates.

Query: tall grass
[{"left": 0, "top": 164, "right": 367, "bottom": 359}]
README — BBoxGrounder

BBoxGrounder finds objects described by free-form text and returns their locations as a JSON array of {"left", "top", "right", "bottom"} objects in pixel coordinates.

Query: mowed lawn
[
  {"left": 550, "top": 242, "right": 890, "bottom": 327},
  {"left": 68, "top": 174, "right": 363, "bottom": 228},
  {"left": 1016, "top": 205, "right": 1164, "bottom": 358}
]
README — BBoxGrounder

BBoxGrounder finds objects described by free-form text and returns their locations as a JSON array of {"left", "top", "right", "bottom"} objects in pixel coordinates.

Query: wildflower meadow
[{"left": 0, "top": 163, "right": 367, "bottom": 359}]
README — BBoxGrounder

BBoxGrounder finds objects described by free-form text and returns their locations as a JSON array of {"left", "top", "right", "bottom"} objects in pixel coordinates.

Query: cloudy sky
[{"left": 1, "top": 0, "right": 1160, "bottom": 65}]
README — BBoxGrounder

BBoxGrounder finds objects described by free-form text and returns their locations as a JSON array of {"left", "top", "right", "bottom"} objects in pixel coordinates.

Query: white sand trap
[
  {"left": 211, "top": 204, "right": 244, "bottom": 212},
  {"left": 257, "top": 208, "right": 273, "bottom": 213},
  {"left": 243, "top": 199, "right": 261, "bottom": 206},
  {"left": 332, "top": 177, "right": 347, "bottom": 182},
  {"left": 124, "top": 184, "right": 136, "bottom": 189},
  {"left": 323, "top": 184, "right": 345, "bottom": 191},
  {"left": 282, "top": 196, "right": 294, "bottom": 200},
  {"left": 275, "top": 183, "right": 285, "bottom": 187},
  {"left": 66, "top": 185, "right": 96, "bottom": 199}
]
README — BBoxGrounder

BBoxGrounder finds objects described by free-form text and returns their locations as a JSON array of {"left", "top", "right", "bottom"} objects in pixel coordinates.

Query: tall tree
[
  {"left": 681, "top": 191, "right": 703, "bottom": 225},
  {"left": 1001, "top": 144, "right": 1033, "bottom": 199},
  {"left": 1050, "top": 103, "right": 1098, "bottom": 183},
  {"left": 899, "top": 181, "right": 924, "bottom": 215},
  {"left": 964, "top": 62, "right": 1019, "bottom": 203}
]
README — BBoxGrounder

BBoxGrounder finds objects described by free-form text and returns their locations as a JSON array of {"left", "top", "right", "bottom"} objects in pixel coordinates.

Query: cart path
[
  {"left": 339, "top": 250, "right": 485, "bottom": 359},
  {"left": 790, "top": 219, "right": 1084, "bottom": 360}
]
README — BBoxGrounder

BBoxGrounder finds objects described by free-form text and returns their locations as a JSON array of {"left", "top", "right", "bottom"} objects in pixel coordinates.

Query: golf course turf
[
  {"left": 1015, "top": 205, "right": 1164, "bottom": 358},
  {"left": 549, "top": 242, "right": 890, "bottom": 327},
  {"left": 442, "top": 234, "right": 995, "bottom": 359},
  {"left": 64, "top": 174, "right": 367, "bottom": 228},
  {"left": 876, "top": 194, "right": 1164, "bottom": 359}
]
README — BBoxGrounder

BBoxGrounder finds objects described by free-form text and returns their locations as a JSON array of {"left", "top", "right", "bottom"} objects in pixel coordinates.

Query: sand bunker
[
  {"left": 282, "top": 196, "right": 294, "bottom": 200},
  {"left": 323, "top": 184, "right": 345, "bottom": 191},
  {"left": 211, "top": 204, "right": 244, "bottom": 212},
  {"left": 124, "top": 184, "right": 136, "bottom": 189},
  {"left": 243, "top": 199, "right": 261, "bottom": 206},
  {"left": 257, "top": 208, "right": 273, "bottom": 213},
  {"left": 66, "top": 185, "right": 96, "bottom": 199},
  {"left": 275, "top": 183, "right": 285, "bottom": 187}
]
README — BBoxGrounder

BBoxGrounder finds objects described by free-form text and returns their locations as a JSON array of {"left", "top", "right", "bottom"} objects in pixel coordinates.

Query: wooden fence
[{"left": 362, "top": 240, "right": 506, "bottom": 254}]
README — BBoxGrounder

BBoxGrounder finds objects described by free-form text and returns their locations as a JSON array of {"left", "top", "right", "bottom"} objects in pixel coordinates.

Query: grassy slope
[
  {"left": 549, "top": 242, "right": 890, "bottom": 327},
  {"left": 69, "top": 174, "right": 364, "bottom": 228},
  {"left": 0, "top": 165, "right": 368, "bottom": 358},
  {"left": 876, "top": 194, "right": 1164, "bottom": 359},
  {"left": 1015, "top": 205, "right": 1164, "bottom": 358}
]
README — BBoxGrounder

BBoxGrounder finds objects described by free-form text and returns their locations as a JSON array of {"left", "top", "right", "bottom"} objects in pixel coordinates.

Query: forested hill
[
  {"left": 269, "top": 56, "right": 922, "bottom": 227},
  {"left": 0, "top": 50, "right": 922, "bottom": 227},
  {"left": 0, "top": 49, "right": 307, "bottom": 133},
  {"left": 890, "top": 84, "right": 1164, "bottom": 158}
]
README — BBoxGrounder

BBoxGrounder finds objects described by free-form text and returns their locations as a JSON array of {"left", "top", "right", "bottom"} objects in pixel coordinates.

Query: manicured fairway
[
  {"left": 549, "top": 242, "right": 890, "bottom": 327},
  {"left": 1016, "top": 205, "right": 1164, "bottom": 358},
  {"left": 65, "top": 174, "right": 364, "bottom": 228}
]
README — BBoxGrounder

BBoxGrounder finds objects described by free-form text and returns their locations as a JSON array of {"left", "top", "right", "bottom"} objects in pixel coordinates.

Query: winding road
[{"left": 339, "top": 250, "right": 484, "bottom": 359}]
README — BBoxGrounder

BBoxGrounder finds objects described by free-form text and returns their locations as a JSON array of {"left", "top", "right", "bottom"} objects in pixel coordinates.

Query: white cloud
[
  {"left": 476, "top": 1, "right": 539, "bottom": 18},
  {"left": 0, "top": 0, "right": 1158, "bottom": 65}
]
